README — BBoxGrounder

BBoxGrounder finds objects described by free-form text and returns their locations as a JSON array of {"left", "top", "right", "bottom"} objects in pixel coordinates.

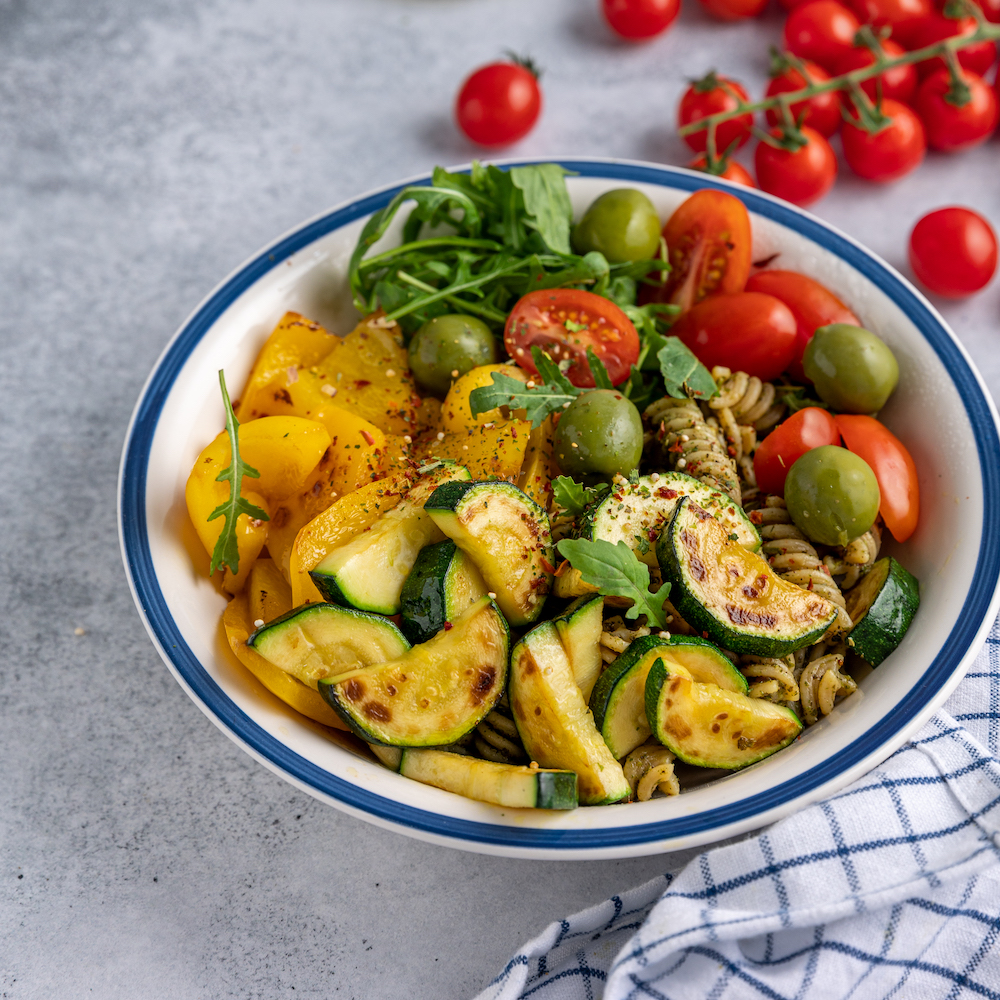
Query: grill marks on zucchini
[{"left": 658, "top": 498, "right": 837, "bottom": 656}]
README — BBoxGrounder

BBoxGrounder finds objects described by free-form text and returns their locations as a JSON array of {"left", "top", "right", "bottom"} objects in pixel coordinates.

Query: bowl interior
[{"left": 122, "top": 161, "right": 1000, "bottom": 858}]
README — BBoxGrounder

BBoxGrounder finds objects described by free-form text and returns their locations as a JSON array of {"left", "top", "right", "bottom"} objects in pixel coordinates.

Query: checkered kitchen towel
[{"left": 475, "top": 621, "right": 1000, "bottom": 1000}]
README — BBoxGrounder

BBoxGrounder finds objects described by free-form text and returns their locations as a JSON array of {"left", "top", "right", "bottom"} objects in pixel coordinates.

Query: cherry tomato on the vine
[
  {"left": 504, "top": 289, "right": 639, "bottom": 388},
  {"left": 909, "top": 207, "right": 998, "bottom": 297},
  {"left": 968, "top": 0, "right": 1000, "bottom": 23},
  {"left": 766, "top": 59, "right": 842, "bottom": 137},
  {"left": 846, "top": 0, "right": 931, "bottom": 46},
  {"left": 670, "top": 292, "right": 798, "bottom": 381},
  {"left": 783, "top": 0, "right": 861, "bottom": 72},
  {"left": 455, "top": 60, "right": 542, "bottom": 147},
  {"left": 678, "top": 73, "right": 754, "bottom": 153},
  {"left": 842, "top": 99, "right": 926, "bottom": 181},
  {"left": 745, "top": 269, "right": 860, "bottom": 380},
  {"left": 697, "top": 0, "right": 768, "bottom": 21},
  {"left": 754, "top": 127, "right": 837, "bottom": 207},
  {"left": 640, "top": 188, "right": 752, "bottom": 312},
  {"left": 914, "top": 68, "right": 999, "bottom": 152},
  {"left": 688, "top": 155, "right": 757, "bottom": 187},
  {"left": 754, "top": 407, "right": 841, "bottom": 495},
  {"left": 906, "top": 15, "right": 998, "bottom": 79},
  {"left": 835, "top": 414, "right": 919, "bottom": 542},
  {"left": 832, "top": 38, "right": 918, "bottom": 104},
  {"left": 601, "top": 0, "right": 681, "bottom": 39}
]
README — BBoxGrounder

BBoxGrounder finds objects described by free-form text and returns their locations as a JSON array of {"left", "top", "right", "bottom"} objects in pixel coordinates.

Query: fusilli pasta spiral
[{"left": 623, "top": 742, "right": 681, "bottom": 800}]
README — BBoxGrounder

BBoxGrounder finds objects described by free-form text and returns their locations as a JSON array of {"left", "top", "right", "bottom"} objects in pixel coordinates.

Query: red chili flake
[
  {"left": 354, "top": 380, "right": 372, "bottom": 389},
  {"left": 702, "top": 631, "right": 710, "bottom": 639},
  {"left": 539, "top": 556, "right": 556, "bottom": 574},
  {"left": 360, "top": 430, "right": 375, "bottom": 446},
  {"left": 647, "top": 529, "right": 658, "bottom": 541},
  {"left": 443, "top": 621, "right": 453, "bottom": 630},
  {"left": 656, "top": 488, "right": 679, "bottom": 500}
]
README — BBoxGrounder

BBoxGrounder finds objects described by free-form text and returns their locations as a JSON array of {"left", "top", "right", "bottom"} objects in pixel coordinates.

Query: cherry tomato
[
  {"left": 688, "top": 156, "right": 757, "bottom": 187},
  {"left": 783, "top": 0, "right": 861, "bottom": 72},
  {"left": 754, "top": 407, "right": 841, "bottom": 495},
  {"left": 670, "top": 292, "right": 798, "bottom": 381},
  {"left": 909, "top": 207, "right": 998, "bottom": 297},
  {"left": 602, "top": 0, "right": 681, "bottom": 38},
  {"left": 835, "top": 414, "right": 919, "bottom": 541},
  {"left": 847, "top": 0, "right": 931, "bottom": 44},
  {"left": 745, "top": 269, "right": 860, "bottom": 380},
  {"left": 914, "top": 68, "right": 999, "bottom": 152},
  {"left": 455, "top": 60, "right": 542, "bottom": 147},
  {"left": 678, "top": 73, "right": 754, "bottom": 153},
  {"left": 697, "top": 0, "right": 768, "bottom": 20},
  {"left": 504, "top": 289, "right": 639, "bottom": 388},
  {"left": 640, "top": 189, "right": 752, "bottom": 312},
  {"left": 832, "top": 38, "right": 918, "bottom": 104},
  {"left": 842, "top": 99, "right": 926, "bottom": 181},
  {"left": 906, "top": 15, "right": 998, "bottom": 79},
  {"left": 754, "top": 127, "right": 838, "bottom": 207},
  {"left": 968, "top": 0, "right": 1000, "bottom": 23},
  {"left": 766, "top": 60, "right": 842, "bottom": 137}
]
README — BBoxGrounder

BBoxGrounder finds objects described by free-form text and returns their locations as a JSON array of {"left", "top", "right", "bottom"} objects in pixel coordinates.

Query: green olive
[
  {"left": 803, "top": 323, "right": 899, "bottom": 413},
  {"left": 571, "top": 189, "right": 662, "bottom": 264},
  {"left": 408, "top": 314, "right": 497, "bottom": 396},
  {"left": 554, "top": 390, "right": 644, "bottom": 480},
  {"left": 784, "top": 445, "right": 880, "bottom": 547}
]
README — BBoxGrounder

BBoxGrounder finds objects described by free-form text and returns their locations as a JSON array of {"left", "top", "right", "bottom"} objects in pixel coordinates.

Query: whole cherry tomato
[
  {"left": 678, "top": 73, "right": 754, "bottom": 153},
  {"left": 906, "top": 15, "right": 998, "bottom": 79},
  {"left": 688, "top": 155, "right": 757, "bottom": 187},
  {"left": 914, "top": 68, "right": 999, "bottom": 152},
  {"left": 909, "top": 207, "right": 998, "bottom": 297},
  {"left": 969, "top": 0, "right": 1000, "bottom": 23},
  {"left": 641, "top": 188, "right": 752, "bottom": 312},
  {"left": 697, "top": 0, "right": 768, "bottom": 20},
  {"left": 754, "top": 407, "right": 841, "bottom": 495},
  {"left": 455, "top": 60, "right": 542, "bottom": 146},
  {"left": 602, "top": 0, "right": 681, "bottom": 39},
  {"left": 836, "top": 414, "right": 919, "bottom": 541},
  {"left": 784, "top": 0, "right": 861, "bottom": 72},
  {"left": 847, "top": 0, "right": 931, "bottom": 45},
  {"left": 745, "top": 269, "right": 860, "bottom": 380},
  {"left": 832, "top": 38, "right": 918, "bottom": 104},
  {"left": 504, "top": 289, "right": 639, "bottom": 388},
  {"left": 766, "top": 59, "right": 842, "bottom": 137},
  {"left": 842, "top": 99, "right": 926, "bottom": 181},
  {"left": 670, "top": 292, "right": 798, "bottom": 381},
  {"left": 754, "top": 127, "right": 838, "bottom": 207}
]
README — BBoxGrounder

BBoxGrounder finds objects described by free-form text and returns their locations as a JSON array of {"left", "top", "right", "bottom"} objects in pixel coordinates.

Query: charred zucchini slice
[
  {"left": 379, "top": 749, "right": 578, "bottom": 810},
  {"left": 509, "top": 622, "right": 630, "bottom": 805},
  {"left": 310, "top": 463, "right": 470, "bottom": 614},
  {"left": 552, "top": 595, "right": 605, "bottom": 702},
  {"left": 425, "top": 480, "right": 553, "bottom": 626},
  {"left": 657, "top": 497, "right": 838, "bottom": 656},
  {"left": 247, "top": 602, "right": 410, "bottom": 689},
  {"left": 317, "top": 596, "right": 508, "bottom": 746},
  {"left": 844, "top": 557, "right": 919, "bottom": 667},
  {"left": 645, "top": 658, "right": 802, "bottom": 769}
]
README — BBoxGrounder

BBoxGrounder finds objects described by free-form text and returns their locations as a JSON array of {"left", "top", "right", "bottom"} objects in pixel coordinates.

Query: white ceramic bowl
[{"left": 119, "top": 158, "right": 1000, "bottom": 859}]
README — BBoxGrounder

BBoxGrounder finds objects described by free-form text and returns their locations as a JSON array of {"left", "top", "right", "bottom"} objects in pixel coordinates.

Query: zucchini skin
[{"left": 845, "top": 557, "right": 920, "bottom": 667}]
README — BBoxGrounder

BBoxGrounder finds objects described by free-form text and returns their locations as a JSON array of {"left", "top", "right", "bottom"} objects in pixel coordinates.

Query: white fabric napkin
[{"left": 475, "top": 621, "right": 1000, "bottom": 1000}]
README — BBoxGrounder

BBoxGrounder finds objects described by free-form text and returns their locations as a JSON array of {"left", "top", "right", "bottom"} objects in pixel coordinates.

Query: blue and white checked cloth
[{"left": 475, "top": 618, "right": 1000, "bottom": 1000}]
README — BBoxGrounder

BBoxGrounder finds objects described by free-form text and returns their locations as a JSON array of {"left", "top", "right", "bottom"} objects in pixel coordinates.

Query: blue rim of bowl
[{"left": 121, "top": 159, "right": 1000, "bottom": 850}]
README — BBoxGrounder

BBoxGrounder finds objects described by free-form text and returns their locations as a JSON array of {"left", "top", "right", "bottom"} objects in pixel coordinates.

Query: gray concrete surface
[{"left": 1, "top": 1, "right": 998, "bottom": 997}]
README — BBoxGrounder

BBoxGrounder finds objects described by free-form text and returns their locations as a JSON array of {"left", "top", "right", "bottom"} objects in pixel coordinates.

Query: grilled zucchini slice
[{"left": 844, "top": 557, "right": 919, "bottom": 667}]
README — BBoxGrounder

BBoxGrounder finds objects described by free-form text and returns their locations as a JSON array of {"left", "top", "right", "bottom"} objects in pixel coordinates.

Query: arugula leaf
[
  {"left": 657, "top": 337, "right": 718, "bottom": 400},
  {"left": 530, "top": 345, "right": 579, "bottom": 394},
  {"left": 207, "top": 371, "right": 270, "bottom": 577},
  {"left": 469, "top": 370, "right": 579, "bottom": 429},
  {"left": 551, "top": 476, "right": 610, "bottom": 516},
  {"left": 556, "top": 538, "right": 672, "bottom": 629},
  {"left": 586, "top": 348, "right": 614, "bottom": 390},
  {"left": 510, "top": 164, "right": 574, "bottom": 254}
]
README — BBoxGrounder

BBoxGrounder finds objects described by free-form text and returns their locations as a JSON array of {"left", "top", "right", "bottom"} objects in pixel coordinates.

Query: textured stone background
[{"left": 1, "top": 1, "right": 998, "bottom": 997}]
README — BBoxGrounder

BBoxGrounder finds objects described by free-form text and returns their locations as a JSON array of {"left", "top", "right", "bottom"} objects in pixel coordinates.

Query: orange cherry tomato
[
  {"left": 754, "top": 407, "right": 841, "bottom": 495},
  {"left": 503, "top": 288, "right": 640, "bottom": 388},
  {"left": 744, "top": 269, "right": 860, "bottom": 380},
  {"left": 836, "top": 414, "right": 920, "bottom": 541},
  {"left": 670, "top": 291, "right": 798, "bottom": 381},
  {"left": 640, "top": 188, "right": 752, "bottom": 312}
]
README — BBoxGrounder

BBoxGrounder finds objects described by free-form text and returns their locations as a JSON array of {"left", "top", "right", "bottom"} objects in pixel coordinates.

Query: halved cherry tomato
[
  {"left": 766, "top": 60, "right": 842, "bottom": 137},
  {"left": 745, "top": 269, "right": 860, "bottom": 380},
  {"left": 640, "top": 189, "right": 752, "bottom": 312},
  {"left": 504, "top": 289, "right": 640, "bottom": 388},
  {"left": 836, "top": 414, "right": 919, "bottom": 541},
  {"left": 688, "top": 156, "right": 757, "bottom": 187},
  {"left": 670, "top": 292, "right": 798, "bottom": 381},
  {"left": 754, "top": 407, "right": 841, "bottom": 495}
]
